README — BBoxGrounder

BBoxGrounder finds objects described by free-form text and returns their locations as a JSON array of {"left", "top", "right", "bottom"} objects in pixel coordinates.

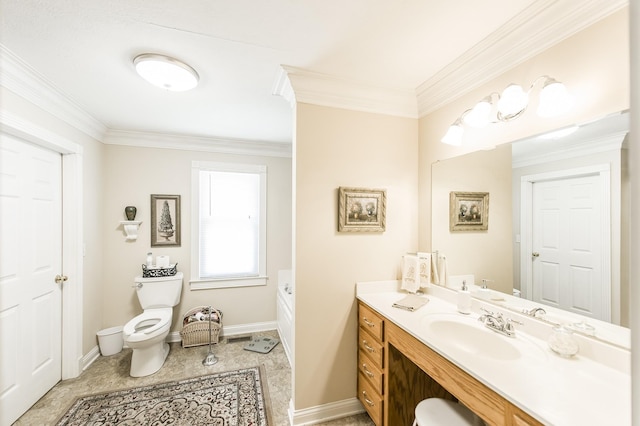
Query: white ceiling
[{"left": 0, "top": 1, "right": 627, "bottom": 146}]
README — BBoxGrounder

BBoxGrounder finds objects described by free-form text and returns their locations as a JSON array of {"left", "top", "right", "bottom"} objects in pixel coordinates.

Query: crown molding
[
  {"left": 274, "top": 65, "right": 418, "bottom": 118},
  {"left": 512, "top": 130, "right": 627, "bottom": 168},
  {"left": 0, "top": 44, "right": 107, "bottom": 141},
  {"left": 103, "top": 129, "right": 292, "bottom": 158},
  {"left": 272, "top": 67, "right": 295, "bottom": 107},
  {"left": 416, "top": 0, "right": 629, "bottom": 117},
  {"left": 0, "top": 110, "right": 82, "bottom": 154}
]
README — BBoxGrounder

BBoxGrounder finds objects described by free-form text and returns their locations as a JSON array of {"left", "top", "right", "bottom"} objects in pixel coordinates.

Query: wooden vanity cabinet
[
  {"left": 385, "top": 319, "right": 544, "bottom": 426},
  {"left": 357, "top": 301, "right": 543, "bottom": 426},
  {"left": 357, "top": 303, "right": 385, "bottom": 426}
]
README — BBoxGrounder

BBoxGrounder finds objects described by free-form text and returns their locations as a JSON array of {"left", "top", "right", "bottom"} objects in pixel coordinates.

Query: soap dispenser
[
  {"left": 477, "top": 279, "right": 493, "bottom": 300},
  {"left": 457, "top": 280, "right": 471, "bottom": 314}
]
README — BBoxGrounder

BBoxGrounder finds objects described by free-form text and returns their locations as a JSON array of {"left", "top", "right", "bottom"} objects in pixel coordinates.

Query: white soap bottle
[{"left": 457, "top": 280, "right": 471, "bottom": 314}]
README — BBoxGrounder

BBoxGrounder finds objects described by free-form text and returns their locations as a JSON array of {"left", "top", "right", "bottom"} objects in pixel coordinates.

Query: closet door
[{"left": 0, "top": 133, "right": 63, "bottom": 425}]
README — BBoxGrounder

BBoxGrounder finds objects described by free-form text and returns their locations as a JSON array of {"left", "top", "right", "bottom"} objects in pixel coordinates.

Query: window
[{"left": 191, "top": 161, "right": 267, "bottom": 289}]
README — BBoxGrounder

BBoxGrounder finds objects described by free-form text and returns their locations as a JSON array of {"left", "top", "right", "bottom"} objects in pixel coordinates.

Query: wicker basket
[{"left": 180, "top": 306, "right": 223, "bottom": 348}]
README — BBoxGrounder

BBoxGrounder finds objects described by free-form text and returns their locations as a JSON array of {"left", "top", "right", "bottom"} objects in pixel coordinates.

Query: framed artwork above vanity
[{"left": 338, "top": 187, "right": 386, "bottom": 232}]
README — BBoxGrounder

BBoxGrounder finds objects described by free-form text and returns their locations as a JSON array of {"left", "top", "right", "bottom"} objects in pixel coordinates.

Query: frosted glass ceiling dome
[{"left": 133, "top": 54, "right": 199, "bottom": 92}]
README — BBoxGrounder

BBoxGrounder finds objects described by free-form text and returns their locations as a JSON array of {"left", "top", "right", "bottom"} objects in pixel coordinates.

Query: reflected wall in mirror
[{"left": 432, "top": 111, "right": 629, "bottom": 332}]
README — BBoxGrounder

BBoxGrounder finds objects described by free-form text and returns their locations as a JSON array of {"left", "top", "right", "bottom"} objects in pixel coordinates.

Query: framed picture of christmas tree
[{"left": 151, "top": 194, "right": 181, "bottom": 247}]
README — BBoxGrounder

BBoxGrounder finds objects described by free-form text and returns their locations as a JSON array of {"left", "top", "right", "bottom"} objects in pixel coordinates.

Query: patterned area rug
[{"left": 56, "top": 366, "right": 270, "bottom": 425}]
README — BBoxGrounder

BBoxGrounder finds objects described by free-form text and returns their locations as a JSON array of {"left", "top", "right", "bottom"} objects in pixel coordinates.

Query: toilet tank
[{"left": 134, "top": 272, "right": 183, "bottom": 309}]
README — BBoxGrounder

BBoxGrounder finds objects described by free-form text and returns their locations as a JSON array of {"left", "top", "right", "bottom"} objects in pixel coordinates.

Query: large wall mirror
[{"left": 432, "top": 110, "right": 629, "bottom": 347}]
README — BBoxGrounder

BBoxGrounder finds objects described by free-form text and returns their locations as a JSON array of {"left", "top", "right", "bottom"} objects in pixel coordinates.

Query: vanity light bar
[{"left": 441, "top": 76, "right": 574, "bottom": 146}]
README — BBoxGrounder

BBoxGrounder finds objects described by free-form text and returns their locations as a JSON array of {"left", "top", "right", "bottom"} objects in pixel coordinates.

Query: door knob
[
  {"left": 532, "top": 252, "right": 540, "bottom": 258},
  {"left": 55, "top": 274, "right": 68, "bottom": 284}
]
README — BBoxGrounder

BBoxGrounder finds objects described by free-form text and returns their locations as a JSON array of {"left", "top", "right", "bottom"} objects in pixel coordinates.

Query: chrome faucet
[
  {"left": 478, "top": 308, "right": 522, "bottom": 338},
  {"left": 523, "top": 307, "right": 547, "bottom": 318}
]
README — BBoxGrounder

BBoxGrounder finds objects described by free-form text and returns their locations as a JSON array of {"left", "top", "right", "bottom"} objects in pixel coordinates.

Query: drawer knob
[
  {"left": 362, "top": 391, "right": 375, "bottom": 407},
  {"left": 362, "top": 363, "right": 374, "bottom": 378},
  {"left": 363, "top": 317, "right": 376, "bottom": 328},
  {"left": 362, "top": 340, "right": 375, "bottom": 353}
]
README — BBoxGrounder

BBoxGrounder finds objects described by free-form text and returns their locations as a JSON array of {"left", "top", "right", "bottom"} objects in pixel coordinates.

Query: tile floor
[{"left": 15, "top": 330, "right": 374, "bottom": 426}]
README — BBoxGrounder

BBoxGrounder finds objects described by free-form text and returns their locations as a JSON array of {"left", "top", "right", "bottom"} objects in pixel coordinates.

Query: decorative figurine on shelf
[
  {"left": 125, "top": 206, "right": 137, "bottom": 221},
  {"left": 158, "top": 200, "right": 174, "bottom": 240}
]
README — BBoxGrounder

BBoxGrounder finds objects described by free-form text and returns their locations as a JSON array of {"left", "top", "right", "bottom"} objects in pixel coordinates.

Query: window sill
[{"left": 189, "top": 276, "right": 268, "bottom": 290}]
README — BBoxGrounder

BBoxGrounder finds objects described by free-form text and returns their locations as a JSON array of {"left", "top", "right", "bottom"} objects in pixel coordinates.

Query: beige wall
[
  {"left": 102, "top": 145, "right": 292, "bottom": 331},
  {"left": 0, "top": 87, "right": 105, "bottom": 355},
  {"left": 419, "top": 8, "right": 630, "bottom": 252},
  {"left": 431, "top": 144, "right": 513, "bottom": 294},
  {"left": 293, "top": 103, "right": 418, "bottom": 409}
]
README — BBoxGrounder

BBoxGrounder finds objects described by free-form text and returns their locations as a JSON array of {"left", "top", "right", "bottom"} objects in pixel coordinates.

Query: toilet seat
[{"left": 123, "top": 308, "right": 172, "bottom": 343}]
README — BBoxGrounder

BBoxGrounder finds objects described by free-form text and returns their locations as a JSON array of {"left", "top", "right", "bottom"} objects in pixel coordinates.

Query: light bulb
[
  {"left": 537, "top": 79, "right": 574, "bottom": 117},
  {"left": 497, "top": 84, "right": 528, "bottom": 120},
  {"left": 463, "top": 99, "right": 492, "bottom": 128},
  {"left": 134, "top": 54, "right": 199, "bottom": 92},
  {"left": 441, "top": 120, "right": 464, "bottom": 146}
]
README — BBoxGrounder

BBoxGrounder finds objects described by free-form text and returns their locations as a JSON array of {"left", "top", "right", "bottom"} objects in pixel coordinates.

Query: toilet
[{"left": 123, "top": 272, "right": 183, "bottom": 377}]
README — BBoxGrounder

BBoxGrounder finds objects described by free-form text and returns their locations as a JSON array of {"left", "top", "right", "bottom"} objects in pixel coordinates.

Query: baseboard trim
[
  {"left": 290, "top": 397, "right": 365, "bottom": 425},
  {"left": 81, "top": 345, "right": 100, "bottom": 371}
]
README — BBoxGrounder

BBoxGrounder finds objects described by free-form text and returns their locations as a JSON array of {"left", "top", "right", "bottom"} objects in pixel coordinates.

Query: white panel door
[
  {"left": 0, "top": 133, "right": 62, "bottom": 425},
  {"left": 531, "top": 174, "right": 603, "bottom": 319}
]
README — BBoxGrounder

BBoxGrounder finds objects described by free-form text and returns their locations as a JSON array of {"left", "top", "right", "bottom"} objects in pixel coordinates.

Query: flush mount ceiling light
[
  {"left": 133, "top": 53, "right": 199, "bottom": 91},
  {"left": 441, "top": 76, "right": 574, "bottom": 146}
]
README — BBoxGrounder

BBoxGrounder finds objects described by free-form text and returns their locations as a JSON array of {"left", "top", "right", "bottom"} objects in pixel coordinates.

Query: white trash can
[{"left": 97, "top": 326, "right": 124, "bottom": 356}]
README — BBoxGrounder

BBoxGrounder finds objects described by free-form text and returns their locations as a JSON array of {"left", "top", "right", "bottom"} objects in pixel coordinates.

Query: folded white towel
[
  {"left": 401, "top": 255, "right": 420, "bottom": 293},
  {"left": 392, "top": 294, "right": 429, "bottom": 312}
]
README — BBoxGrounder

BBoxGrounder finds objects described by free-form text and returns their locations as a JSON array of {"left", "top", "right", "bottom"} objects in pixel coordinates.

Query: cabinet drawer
[
  {"left": 358, "top": 351, "right": 384, "bottom": 394},
  {"left": 359, "top": 303, "right": 384, "bottom": 341},
  {"left": 359, "top": 330, "right": 384, "bottom": 367},
  {"left": 358, "top": 372, "right": 383, "bottom": 426}
]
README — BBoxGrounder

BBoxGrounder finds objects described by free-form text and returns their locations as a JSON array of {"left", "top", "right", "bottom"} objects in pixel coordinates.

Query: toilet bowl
[
  {"left": 124, "top": 308, "right": 172, "bottom": 377},
  {"left": 122, "top": 272, "right": 183, "bottom": 377}
]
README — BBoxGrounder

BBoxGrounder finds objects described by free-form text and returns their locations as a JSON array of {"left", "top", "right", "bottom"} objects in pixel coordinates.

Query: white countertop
[{"left": 356, "top": 281, "right": 631, "bottom": 426}]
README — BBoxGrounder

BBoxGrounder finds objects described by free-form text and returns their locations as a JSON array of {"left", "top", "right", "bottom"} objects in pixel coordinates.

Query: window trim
[{"left": 190, "top": 160, "right": 267, "bottom": 290}]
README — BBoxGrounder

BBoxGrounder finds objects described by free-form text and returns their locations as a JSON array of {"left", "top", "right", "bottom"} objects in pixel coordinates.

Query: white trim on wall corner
[
  {"left": 289, "top": 398, "right": 365, "bottom": 426},
  {"left": 275, "top": 65, "right": 418, "bottom": 119},
  {"left": 81, "top": 346, "right": 101, "bottom": 372},
  {"left": 103, "top": 129, "right": 292, "bottom": 158},
  {"left": 0, "top": 44, "right": 107, "bottom": 141},
  {"left": 274, "top": 2, "right": 627, "bottom": 120}
]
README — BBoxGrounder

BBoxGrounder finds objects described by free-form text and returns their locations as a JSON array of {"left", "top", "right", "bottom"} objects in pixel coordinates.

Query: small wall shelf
[{"left": 120, "top": 221, "right": 142, "bottom": 241}]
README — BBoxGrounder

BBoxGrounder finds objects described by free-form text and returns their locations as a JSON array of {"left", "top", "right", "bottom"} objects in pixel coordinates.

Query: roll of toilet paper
[{"left": 156, "top": 255, "right": 170, "bottom": 268}]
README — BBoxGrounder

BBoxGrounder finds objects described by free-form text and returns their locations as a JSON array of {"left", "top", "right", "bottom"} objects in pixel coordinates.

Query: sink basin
[{"left": 421, "top": 314, "right": 522, "bottom": 361}]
